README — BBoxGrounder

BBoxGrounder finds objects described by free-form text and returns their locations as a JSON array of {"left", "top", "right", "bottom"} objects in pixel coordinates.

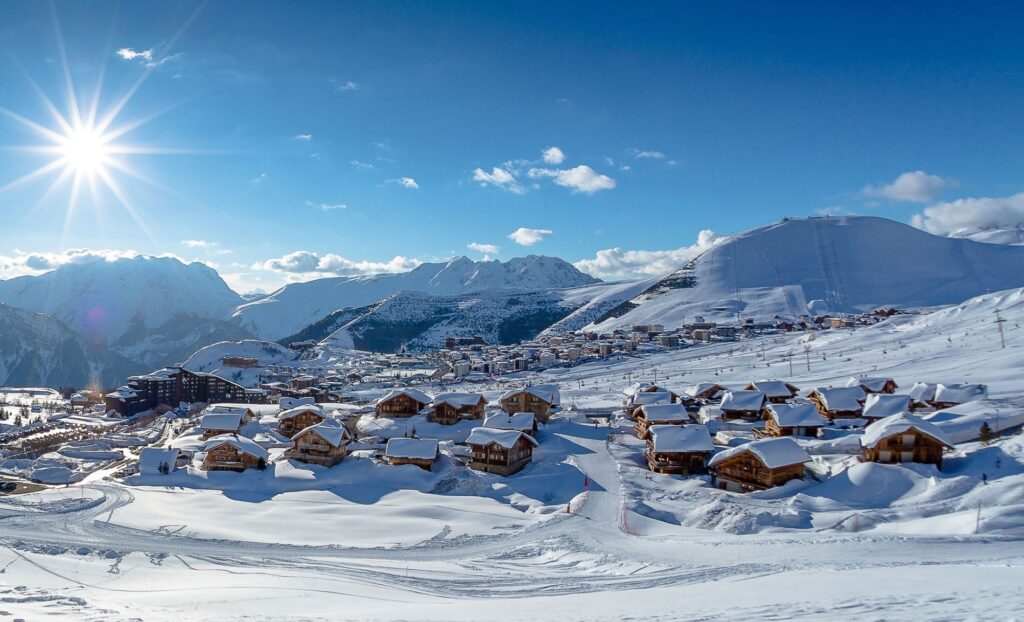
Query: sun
[{"left": 59, "top": 126, "right": 112, "bottom": 177}]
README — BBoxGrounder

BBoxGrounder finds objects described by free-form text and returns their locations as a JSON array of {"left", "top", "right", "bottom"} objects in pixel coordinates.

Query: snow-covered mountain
[
  {"left": 950, "top": 225, "right": 1024, "bottom": 246},
  {"left": 0, "top": 302, "right": 137, "bottom": 387},
  {"left": 589, "top": 216, "right": 1024, "bottom": 331},
  {"left": 0, "top": 256, "right": 248, "bottom": 367},
  {"left": 233, "top": 255, "right": 600, "bottom": 340}
]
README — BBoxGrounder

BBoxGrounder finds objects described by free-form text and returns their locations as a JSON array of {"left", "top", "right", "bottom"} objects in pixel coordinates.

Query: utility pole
[
  {"left": 995, "top": 310, "right": 1007, "bottom": 349},
  {"left": 975, "top": 500, "right": 982, "bottom": 534},
  {"left": 788, "top": 352, "right": 793, "bottom": 377},
  {"left": 804, "top": 345, "right": 811, "bottom": 372}
]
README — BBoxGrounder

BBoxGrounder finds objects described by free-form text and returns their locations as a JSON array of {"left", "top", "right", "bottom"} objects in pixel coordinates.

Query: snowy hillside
[
  {"left": 182, "top": 340, "right": 300, "bottom": 387},
  {"left": 0, "top": 256, "right": 247, "bottom": 368},
  {"left": 951, "top": 225, "right": 1024, "bottom": 245},
  {"left": 590, "top": 216, "right": 1024, "bottom": 331},
  {"left": 0, "top": 302, "right": 136, "bottom": 387},
  {"left": 233, "top": 255, "right": 600, "bottom": 340}
]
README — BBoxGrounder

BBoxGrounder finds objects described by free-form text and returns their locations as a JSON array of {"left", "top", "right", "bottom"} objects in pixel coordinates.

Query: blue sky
[{"left": 1, "top": 1, "right": 1023, "bottom": 292}]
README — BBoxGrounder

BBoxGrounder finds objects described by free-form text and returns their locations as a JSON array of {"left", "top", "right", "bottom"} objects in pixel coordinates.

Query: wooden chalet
[
  {"left": 277, "top": 404, "right": 325, "bottom": 437},
  {"left": 758, "top": 402, "right": 823, "bottom": 438},
  {"left": 861, "top": 393, "right": 912, "bottom": 423},
  {"left": 860, "top": 413, "right": 954, "bottom": 468},
  {"left": 644, "top": 424, "right": 714, "bottom": 474},
  {"left": 684, "top": 383, "right": 726, "bottom": 401},
  {"left": 466, "top": 427, "right": 538, "bottom": 476},
  {"left": 708, "top": 437, "right": 810, "bottom": 493},
  {"left": 634, "top": 403, "right": 690, "bottom": 439},
  {"left": 429, "top": 392, "right": 487, "bottom": 424},
  {"left": 201, "top": 434, "right": 269, "bottom": 472},
  {"left": 623, "top": 383, "right": 682, "bottom": 404},
  {"left": 624, "top": 390, "right": 674, "bottom": 420},
  {"left": 745, "top": 380, "right": 800, "bottom": 404},
  {"left": 498, "top": 385, "right": 560, "bottom": 423},
  {"left": 846, "top": 376, "right": 899, "bottom": 395},
  {"left": 198, "top": 405, "right": 255, "bottom": 440},
  {"left": 285, "top": 420, "right": 350, "bottom": 467},
  {"left": 718, "top": 390, "right": 767, "bottom": 422},
  {"left": 929, "top": 383, "right": 988, "bottom": 410},
  {"left": 375, "top": 388, "right": 431, "bottom": 417},
  {"left": 384, "top": 438, "right": 439, "bottom": 470},
  {"left": 807, "top": 386, "right": 866, "bottom": 420}
]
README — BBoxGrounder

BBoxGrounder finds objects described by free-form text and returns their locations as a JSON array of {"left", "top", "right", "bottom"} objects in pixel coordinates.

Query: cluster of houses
[
  {"left": 624, "top": 376, "right": 986, "bottom": 493},
  {"left": 141, "top": 384, "right": 561, "bottom": 478}
]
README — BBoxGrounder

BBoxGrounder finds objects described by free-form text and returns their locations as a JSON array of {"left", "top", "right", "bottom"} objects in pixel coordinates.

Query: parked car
[{"left": 0, "top": 482, "right": 17, "bottom": 492}]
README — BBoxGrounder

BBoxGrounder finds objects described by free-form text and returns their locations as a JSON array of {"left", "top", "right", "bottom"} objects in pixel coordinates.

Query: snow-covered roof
[
  {"left": 812, "top": 386, "right": 866, "bottom": 411},
  {"left": 933, "top": 383, "right": 988, "bottom": 405},
  {"left": 638, "top": 403, "right": 690, "bottom": 422},
  {"left": 629, "top": 391, "right": 673, "bottom": 407},
  {"left": 862, "top": 393, "right": 912, "bottom": 419},
  {"left": 105, "top": 386, "right": 137, "bottom": 400},
  {"left": 747, "top": 380, "right": 798, "bottom": 399},
  {"left": 278, "top": 404, "right": 324, "bottom": 421},
  {"left": 622, "top": 383, "right": 678, "bottom": 398},
  {"left": 483, "top": 412, "right": 535, "bottom": 432},
  {"left": 765, "top": 403, "right": 823, "bottom": 427},
  {"left": 845, "top": 376, "right": 896, "bottom": 392},
  {"left": 861, "top": 413, "right": 954, "bottom": 449},
  {"left": 139, "top": 447, "right": 181, "bottom": 474},
  {"left": 466, "top": 427, "right": 538, "bottom": 450},
  {"left": 206, "top": 405, "right": 253, "bottom": 418},
  {"left": 294, "top": 419, "right": 349, "bottom": 448},
  {"left": 202, "top": 434, "right": 269, "bottom": 460},
  {"left": 720, "top": 390, "right": 766, "bottom": 412},
  {"left": 376, "top": 388, "right": 431, "bottom": 406},
  {"left": 385, "top": 438, "right": 439, "bottom": 460},
  {"left": 499, "top": 384, "right": 560, "bottom": 405},
  {"left": 280, "top": 396, "right": 316, "bottom": 409},
  {"left": 432, "top": 392, "right": 486, "bottom": 409},
  {"left": 649, "top": 424, "right": 714, "bottom": 453},
  {"left": 908, "top": 382, "right": 938, "bottom": 404},
  {"left": 199, "top": 412, "right": 242, "bottom": 431},
  {"left": 708, "top": 437, "right": 811, "bottom": 469},
  {"left": 684, "top": 383, "right": 724, "bottom": 399}
]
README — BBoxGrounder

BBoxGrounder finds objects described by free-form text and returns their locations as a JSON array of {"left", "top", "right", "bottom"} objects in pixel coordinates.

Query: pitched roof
[
  {"left": 638, "top": 403, "right": 690, "bottom": 422},
  {"left": 708, "top": 437, "right": 810, "bottom": 469},
  {"left": 432, "top": 392, "right": 486, "bottom": 409},
  {"left": 622, "top": 382, "right": 678, "bottom": 398},
  {"left": 139, "top": 447, "right": 181, "bottom": 473},
  {"left": 278, "top": 404, "right": 325, "bottom": 421},
  {"left": 684, "top": 383, "right": 724, "bottom": 399},
  {"left": 908, "top": 382, "right": 938, "bottom": 404},
  {"left": 861, "top": 413, "right": 954, "bottom": 449},
  {"left": 466, "top": 427, "right": 538, "bottom": 449},
  {"left": 812, "top": 386, "right": 866, "bottom": 411},
  {"left": 747, "top": 380, "right": 799, "bottom": 399},
  {"left": 720, "top": 390, "right": 766, "bottom": 412},
  {"left": 202, "top": 434, "right": 269, "bottom": 460},
  {"left": 385, "top": 437, "right": 439, "bottom": 460},
  {"left": 649, "top": 424, "right": 714, "bottom": 453},
  {"left": 206, "top": 405, "right": 253, "bottom": 417},
  {"left": 199, "top": 412, "right": 243, "bottom": 431},
  {"left": 499, "top": 384, "right": 560, "bottom": 405},
  {"left": 483, "top": 412, "right": 535, "bottom": 432},
  {"left": 629, "top": 391, "right": 674, "bottom": 407},
  {"left": 846, "top": 376, "right": 896, "bottom": 392},
  {"left": 933, "top": 383, "right": 988, "bottom": 404},
  {"left": 862, "top": 393, "right": 912, "bottom": 420},
  {"left": 294, "top": 419, "right": 349, "bottom": 447},
  {"left": 765, "top": 402, "right": 823, "bottom": 427},
  {"left": 376, "top": 388, "right": 431, "bottom": 406}
]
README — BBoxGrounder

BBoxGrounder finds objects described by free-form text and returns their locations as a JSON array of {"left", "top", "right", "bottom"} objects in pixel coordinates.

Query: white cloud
[
  {"left": 574, "top": 229, "right": 725, "bottom": 280},
  {"left": 530, "top": 165, "right": 616, "bottom": 194},
  {"left": 258, "top": 251, "right": 421, "bottom": 277},
  {"left": 293, "top": 133, "right": 313, "bottom": 141},
  {"left": 182, "top": 240, "right": 215, "bottom": 248},
  {"left": 472, "top": 166, "right": 524, "bottom": 194},
  {"left": 863, "top": 170, "right": 951, "bottom": 203},
  {"left": 116, "top": 48, "right": 153, "bottom": 62},
  {"left": 350, "top": 160, "right": 374, "bottom": 170},
  {"left": 333, "top": 80, "right": 360, "bottom": 92},
  {"left": 910, "top": 192, "right": 1024, "bottom": 235},
  {"left": 305, "top": 200, "right": 346, "bottom": 211},
  {"left": 0, "top": 248, "right": 195, "bottom": 279},
  {"left": 467, "top": 242, "right": 500, "bottom": 255},
  {"left": 507, "top": 227, "right": 553, "bottom": 246},
  {"left": 386, "top": 177, "right": 419, "bottom": 189},
  {"left": 627, "top": 148, "right": 667, "bottom": 160},
  {"left": 542, "top": 146, "right": 565, "bottom": 165}
]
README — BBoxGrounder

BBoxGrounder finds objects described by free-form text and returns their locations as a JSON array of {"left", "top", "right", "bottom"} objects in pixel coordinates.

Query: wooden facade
[
  {"left": 645, "top": 448, "right": 709, "bottom": 475},
  {"left": 285, "top": 428, "right": 348, "bottom": 467},
  {"left": 499, "top": 392, "right": 555, "bottom": 423},
  {"left": 862, "top": 429, "right": 947, "bottom": 468},
  {"left": 376, "top": 393, "right": 428, "bottom": 417},
  {"left": 386, "top": 455, "right": 435, "bottom": 470},
  {"left": 712, "top": 452, "right": 805, "bottom": 493},
  {"left": 203, "top": 443, "right": 262, "bottom": 472},
  {"left": 468, "top": 436, "right": 535, "bottom": 476},
  {"left": 429, "top": 397, "right": 486, "bottom": 424},
  {"left": 278, "top": 409, "right": 324, "bottom": 437},
  {"left": 634, "top": 412, "right": 689, "bottom": 439}
]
